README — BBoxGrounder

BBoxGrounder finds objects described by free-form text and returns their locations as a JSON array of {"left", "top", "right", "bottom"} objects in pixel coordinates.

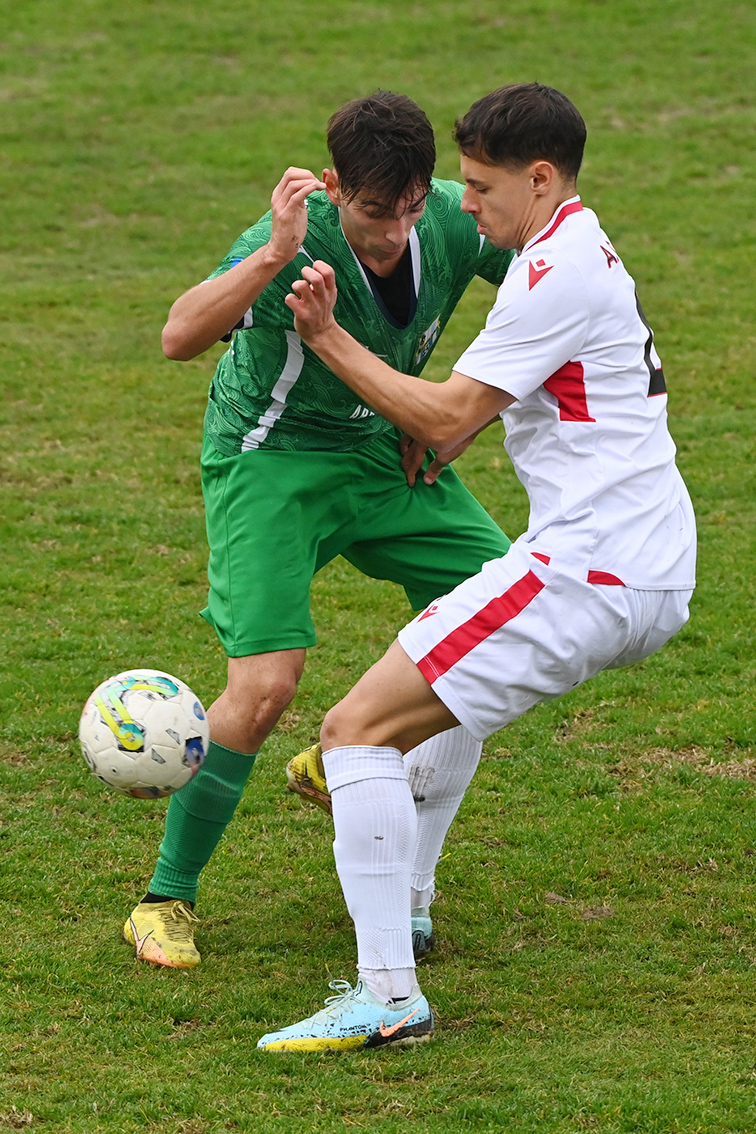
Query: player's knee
[
  {"left": 221, "top": 664, "right": 299, "bottom": 744},
  {"left": 249, "top": 671, "right": 298, "bottom": 729},
  {"left": 320, "top": 703, "right": 350, "bottom": 751},
  {"left": 320, "top": 698, "right": 386, "bottom": 751}
]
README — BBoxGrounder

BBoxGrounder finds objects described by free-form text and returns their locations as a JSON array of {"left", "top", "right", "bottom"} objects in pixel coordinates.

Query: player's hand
[
  {"left": 268, "top": 167, "right": 326, "bottom": 265},
  {"left": 400, "top": 432, "right": 476, "bottom": 487},
  {"left": 286, "top": 261, "right": 339, "bottom": 340},
  {"left": 399, "top": 434, "right": 429, "bottom": 487}
]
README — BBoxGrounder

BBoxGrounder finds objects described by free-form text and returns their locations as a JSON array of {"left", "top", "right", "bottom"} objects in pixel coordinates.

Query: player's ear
[
  {"left": 323, "top": 168, "right": 341, "bottom": 206},
  {"left": 531, "top": 161, "right": 556, "bottom": 195}
]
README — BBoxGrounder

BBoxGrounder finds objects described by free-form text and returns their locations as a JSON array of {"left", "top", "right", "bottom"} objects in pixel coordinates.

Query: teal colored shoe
[
  {"left": 257, "top": 979, "right": 434, "bottom": 1052},
  {"left": 411, "top": 912, "right": 435, "bottom": 960}
]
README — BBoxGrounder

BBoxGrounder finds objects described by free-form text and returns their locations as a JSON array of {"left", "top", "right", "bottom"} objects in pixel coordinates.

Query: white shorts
[{"left": 397, "top": 539, "right": 693, "bottom": 742}]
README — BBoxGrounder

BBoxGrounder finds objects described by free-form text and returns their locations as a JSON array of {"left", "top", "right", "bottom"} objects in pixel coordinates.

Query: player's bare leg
[
  {"left": 208, "top": 649, "right": 306, "bottom": 753},
  {"left": 125, "top": 648, "right": 305, "bottom": 966},
  {"left": 322, "top": 638, "right": 456, "bottom": 754}
]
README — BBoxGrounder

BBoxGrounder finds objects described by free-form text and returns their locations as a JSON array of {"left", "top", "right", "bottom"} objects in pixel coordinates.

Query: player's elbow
[{"left": 161, "top": 322, "right": 195, "bottom": 361}]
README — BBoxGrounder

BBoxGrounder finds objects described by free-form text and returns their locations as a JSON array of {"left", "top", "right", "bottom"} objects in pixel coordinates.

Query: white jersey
[{"left": 455, "top": 197, "right": 696, "bottom": 591}]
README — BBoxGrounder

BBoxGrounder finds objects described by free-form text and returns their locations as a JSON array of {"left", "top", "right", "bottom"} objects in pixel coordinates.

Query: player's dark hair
[
  {"left": 327, "top": 91, "right": 435, "bottom": 212},
  {"left": 453, "top": 83, "right": 586, "bottom": 182}
]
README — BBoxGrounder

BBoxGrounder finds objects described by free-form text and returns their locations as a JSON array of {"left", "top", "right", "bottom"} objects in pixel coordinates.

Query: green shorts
[{"left": 200, "top": 429, "right": 511, "bottom": 657}]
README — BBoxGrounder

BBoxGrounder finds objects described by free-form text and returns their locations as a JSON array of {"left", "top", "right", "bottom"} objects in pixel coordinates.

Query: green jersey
[{"left": 204, "top": 179, "right": 514, "bottom": 454}]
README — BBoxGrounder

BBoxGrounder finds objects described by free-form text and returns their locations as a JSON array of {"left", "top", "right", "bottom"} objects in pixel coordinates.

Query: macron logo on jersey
[{"left": 528, "top": 258, "right": 553, "bottom": 290}]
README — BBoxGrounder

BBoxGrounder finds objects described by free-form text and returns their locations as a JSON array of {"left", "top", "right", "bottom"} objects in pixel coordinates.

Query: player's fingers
[
  {"left": 273, "top": 182, "right": 322, "bottom": 215},
  {"left": 307, "top": 260, "right": 337, "bottom": 302},
  {"left": 400, "top": 439, "right": 427, "bottom": 487},
  {"left": 274, "top": 167, "right": 322, "bottom": 192},
  {"left": 400, "top": 441, "right": 426, "bottom": 472},
  {"left": 277, "top": 176, "right": 325, "bottom": 204},
  {"left": 300, "top": 264, "right": 334, "bottom": 299},
  {"left": 289, "top": 279, "right": 311, "bottom": 299},
  {"left": 422, "top": 458, "right": 447, "bottom": 486},
  {"left": 283, "top": 166, "right": 322, "bottom": 180},
  {"left": 400, "top": 455, "right": 418, "bottom": 488},
  {"left": 311, "top": 259, "right": 336, "bottom": 286},
  {"left": 284, "top": 282, "right": 312, "bottom": 314},
  {"left": 272, "top": 170, "right": 325, "bottom": 211}
]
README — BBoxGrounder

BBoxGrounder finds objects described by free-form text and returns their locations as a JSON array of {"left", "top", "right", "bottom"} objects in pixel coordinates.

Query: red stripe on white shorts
[
  {"left": 531, "top": 552, "right": 624, "bottom": 586},
  {"left": 586, "top": 570, "right": 625, "bottom": 585},
  {"left": 416, "top": 570, "right": 545, "bottom": 684}
]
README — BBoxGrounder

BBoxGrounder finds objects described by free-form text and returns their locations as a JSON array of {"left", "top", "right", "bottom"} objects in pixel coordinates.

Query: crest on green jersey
[{"left": 415, "top": 316, "right": 442, "bottom": 366}]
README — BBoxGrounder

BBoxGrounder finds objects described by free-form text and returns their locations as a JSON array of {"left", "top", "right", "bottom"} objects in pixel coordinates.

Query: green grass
[{"left": 2, "top": 0, "right": 756, "bottom": 1130}]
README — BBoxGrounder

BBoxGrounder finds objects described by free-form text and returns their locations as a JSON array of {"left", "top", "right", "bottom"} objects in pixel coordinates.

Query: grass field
[{"left": 2, "top": 1, "right": 756, "bottom": 1130}]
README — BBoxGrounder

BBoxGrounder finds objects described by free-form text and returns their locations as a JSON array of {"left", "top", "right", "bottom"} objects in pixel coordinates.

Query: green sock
[{"left": 148, "top": 740, "right": 258, "bottom": 903}]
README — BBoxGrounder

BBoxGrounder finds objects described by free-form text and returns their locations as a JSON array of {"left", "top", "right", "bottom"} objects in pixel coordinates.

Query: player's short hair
[
  {"left": 327, "top": 91, "right": 435, "bottom": 213},
  {"left": 453, "top": 83, "right": 586, "bottom": 182}
]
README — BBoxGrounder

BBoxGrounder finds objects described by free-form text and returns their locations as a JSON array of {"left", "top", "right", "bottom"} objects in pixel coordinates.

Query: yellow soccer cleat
[
  {"left": 286, "top": 742, "right": 332, "bottom": 814},
  {"left": 123, "top": 899, "right": 200, "bottom": 968}
]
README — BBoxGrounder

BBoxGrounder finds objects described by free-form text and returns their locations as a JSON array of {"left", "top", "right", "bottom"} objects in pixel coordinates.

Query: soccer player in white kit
[{"left": 256, "top": 83, "right": 696, "bottom": 1052}]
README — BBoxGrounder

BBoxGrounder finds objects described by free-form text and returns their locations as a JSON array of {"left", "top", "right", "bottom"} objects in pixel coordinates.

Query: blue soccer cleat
[
  {"left": 411, "top": 912, "right": 435, "bottom": 960},
  {"left": 257, "top": 979, "right": 434, "bottom": 1052}
]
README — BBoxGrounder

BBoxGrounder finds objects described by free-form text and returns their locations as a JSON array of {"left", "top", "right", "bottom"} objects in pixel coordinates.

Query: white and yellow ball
[{"left": 79, "top": 669, "right": 208, "bottom": 798}]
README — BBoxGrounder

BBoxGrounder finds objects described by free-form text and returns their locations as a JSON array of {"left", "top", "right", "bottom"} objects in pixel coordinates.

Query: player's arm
[
  {"left": 162, "top": 168, "right": 325, "bottom": 361},
  {"left": 286, "top": 261, "right": 514, "bottom": 449}
]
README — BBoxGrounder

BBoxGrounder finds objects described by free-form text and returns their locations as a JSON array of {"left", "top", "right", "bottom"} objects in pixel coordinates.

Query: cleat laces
[
  {"left": 320, "top": 980, "right": 361, "bottom": 1017},
  {"left": 157, "top": 901, "right": 199, "bottom": 943}
]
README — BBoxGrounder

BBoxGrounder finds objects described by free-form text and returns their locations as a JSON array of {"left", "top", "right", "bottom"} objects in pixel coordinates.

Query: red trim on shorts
[
  {"left": 530, "top": 552, "right": 624, "bottom": 586},
  {"left": 416, "top": 570, "right": 545, "bottom": 684},
  {"left": 587, "top": 570, "right": 625, "bottom": 585},
  {"left": 544, "top": 361, "right": 595, "bottom": 423},
  {"left": 528, "top": 200, "right": 584, "bottom": 249}
]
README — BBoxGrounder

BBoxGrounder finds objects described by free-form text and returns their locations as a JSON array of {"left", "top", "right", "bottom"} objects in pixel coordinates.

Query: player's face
[
  {"left": 460, "top": 154, "right": 542, "bottom": 252},
  {"left": 336, "top": 183, "right": 428, "bottom": 271}
]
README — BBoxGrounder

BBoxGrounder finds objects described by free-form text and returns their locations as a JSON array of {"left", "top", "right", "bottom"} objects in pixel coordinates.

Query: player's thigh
[
  {"left": 200, "top": 440, "right": 356, "bottom": 657},
  {"left": 321, "top": 639, "right": 460, "bottom": 755},
  {"left": 397, "top": 543, "right": 647, "bottom": 741},
  {"left": 343, "top": 453, "right": 511, "bottom": 611}
]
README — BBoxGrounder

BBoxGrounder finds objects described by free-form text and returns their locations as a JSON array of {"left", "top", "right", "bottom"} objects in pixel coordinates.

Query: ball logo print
[
  {"left": 79, "top": 669, "right": 209, "bottom": 799},
  {"left": 92, "top": 672, "right": 182, "bottom": 752}
]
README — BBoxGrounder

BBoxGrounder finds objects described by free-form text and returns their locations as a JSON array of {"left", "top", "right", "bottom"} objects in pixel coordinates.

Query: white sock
[
  {"left": 324, "top": 745, "right": 417, "bottom": 1004},
  {"left": 405, "top": 726, "right": 482, "bottom": 912},
  {"left": 360, "top": 967, "right": 417, "bottom": 1003}
]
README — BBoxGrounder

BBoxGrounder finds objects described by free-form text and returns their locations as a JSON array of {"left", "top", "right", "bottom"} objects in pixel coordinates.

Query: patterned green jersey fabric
[{"left": 204, "top": 179, "right": 514, "bottom": 454}]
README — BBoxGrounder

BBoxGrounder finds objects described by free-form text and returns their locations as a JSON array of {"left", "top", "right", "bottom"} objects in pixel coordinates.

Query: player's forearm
[
  {"left": 304, "top": 324, "right": 468, "bottom": 450},
  {"left": 162, "top": 244, "right": 289, "bottom": 361}
]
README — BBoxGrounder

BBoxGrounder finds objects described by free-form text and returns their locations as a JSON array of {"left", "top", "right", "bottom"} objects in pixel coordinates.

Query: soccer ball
[{"left": 79, "top": 669, "right": 209, "bottom": 798}]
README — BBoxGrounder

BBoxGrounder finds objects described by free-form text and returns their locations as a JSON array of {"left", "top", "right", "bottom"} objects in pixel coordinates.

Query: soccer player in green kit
[{"left": 124, "top": 92, "right": 514, "bottom": 968}]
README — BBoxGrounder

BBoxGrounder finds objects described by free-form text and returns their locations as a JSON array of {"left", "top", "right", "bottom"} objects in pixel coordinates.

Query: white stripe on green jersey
[
  {"left": 240, "top": 330, "right": 305, "bottom": 451},
  {"left": 204, "top": 179, "right": 514, "bottom": 455}
]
